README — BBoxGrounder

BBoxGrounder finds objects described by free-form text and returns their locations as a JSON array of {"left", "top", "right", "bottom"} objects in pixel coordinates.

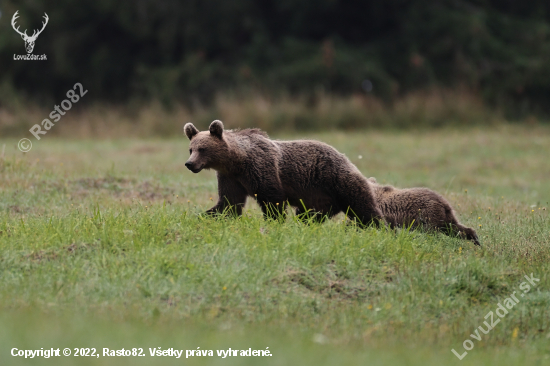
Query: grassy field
[{"left": 0, "top": 125, "right": 549, "bottom": 365}]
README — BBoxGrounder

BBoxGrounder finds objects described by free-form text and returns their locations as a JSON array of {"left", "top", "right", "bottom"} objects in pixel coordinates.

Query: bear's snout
[{"left": 185, "top": 161, "right": 203, "bottom": 173}]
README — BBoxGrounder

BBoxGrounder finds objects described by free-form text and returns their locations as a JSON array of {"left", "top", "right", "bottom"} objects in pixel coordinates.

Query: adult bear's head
[{"left": 184, "top": 120, "right": 227, "bottom": 173}]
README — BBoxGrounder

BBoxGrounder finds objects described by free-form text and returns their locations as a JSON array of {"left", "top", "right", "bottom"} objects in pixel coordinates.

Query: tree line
[{"left": 1, "top": 0, "right": 549, "bottom": 115}]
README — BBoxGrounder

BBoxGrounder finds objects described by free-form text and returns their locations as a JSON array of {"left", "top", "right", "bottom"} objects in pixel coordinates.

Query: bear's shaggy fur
[
  {"left": 367, "top": 177, "right": 480, "bottom": 246},
  {"left": 184, "top": 120, "right": 383, "bottom": 226}
]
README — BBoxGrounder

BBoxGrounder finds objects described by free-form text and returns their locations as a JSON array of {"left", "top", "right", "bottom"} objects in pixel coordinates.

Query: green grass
[{"left": 1, "top": 125, "right": 549, "bottom": 365}]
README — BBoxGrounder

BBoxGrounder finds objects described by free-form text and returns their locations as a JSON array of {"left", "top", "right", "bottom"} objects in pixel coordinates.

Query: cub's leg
[
  {"left": 454, "top": 224, "right": 481, "bottom": 246},
  {"left": 437, "top": 206, "right": 481, "bottom": 246}
]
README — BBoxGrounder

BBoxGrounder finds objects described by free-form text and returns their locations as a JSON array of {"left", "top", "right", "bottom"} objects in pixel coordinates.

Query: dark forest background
[{"left": 1, "top": 0, "right": 550, "bottom": 118}]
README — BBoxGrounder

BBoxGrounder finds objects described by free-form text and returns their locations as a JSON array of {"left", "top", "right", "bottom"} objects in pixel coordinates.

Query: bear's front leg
[
  {"left": 255, "top": 188, "right": 287, "bottom": 221},
  {"left": 206, "top": 174, "right": 248, "bottom": 217}
]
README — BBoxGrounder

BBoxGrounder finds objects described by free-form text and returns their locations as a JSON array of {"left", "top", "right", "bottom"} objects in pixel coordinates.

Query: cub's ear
[
  {"left": 209, "top": 120, "right": 224, "bottom": 139},
  {"left": 184, "top": 123, "right": 199, "bottom": 140},
  {"left": 367, "top": 177, "right": 377, "bottom": 183}
]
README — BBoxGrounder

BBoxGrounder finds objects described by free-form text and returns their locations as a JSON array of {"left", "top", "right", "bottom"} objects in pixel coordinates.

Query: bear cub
[
  {"left": 367, "top": 177, "right": 480, "bottom": 246},
  {"left": 184, "top": 120, "right": 383, "bottom": 226}
]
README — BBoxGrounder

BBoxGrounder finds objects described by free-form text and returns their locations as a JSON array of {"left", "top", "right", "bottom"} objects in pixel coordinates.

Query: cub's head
[{"left": 184, "top": 120, "right": 228, "bottom": 173}]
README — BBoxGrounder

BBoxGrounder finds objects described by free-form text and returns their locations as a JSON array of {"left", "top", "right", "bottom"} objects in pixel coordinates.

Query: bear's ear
[
  {"left": 184, "top": 123, "right": 199, "bottom": 140},
  {"left": 367, "top": 177, "right": 377, "bottom": 184},
  {"left": 209, "top": 120, "right": 224, "bottom": 139}
]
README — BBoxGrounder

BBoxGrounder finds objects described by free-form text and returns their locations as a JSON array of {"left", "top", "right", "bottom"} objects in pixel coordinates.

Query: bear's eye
[
  {"left": 189, "top": 149, "right": 192, "bottom": 154},
  {"left": 198, "top": 148, "right": 206, "bottom": 153}
]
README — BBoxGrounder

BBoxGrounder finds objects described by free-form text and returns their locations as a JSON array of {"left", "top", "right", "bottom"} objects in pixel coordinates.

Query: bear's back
[{"left": 232, "top": 128, "right": 269, "bottom": 138}]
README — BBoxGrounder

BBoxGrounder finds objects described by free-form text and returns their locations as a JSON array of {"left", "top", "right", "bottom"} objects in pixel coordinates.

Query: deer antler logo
[{"left": 11, "top": 11, "right": 49, "bottom": 54}]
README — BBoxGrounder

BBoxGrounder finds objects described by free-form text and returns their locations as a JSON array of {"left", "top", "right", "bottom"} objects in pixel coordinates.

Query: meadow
[{"left": 0, "top": 124, "right": 549, "bottom": 365}]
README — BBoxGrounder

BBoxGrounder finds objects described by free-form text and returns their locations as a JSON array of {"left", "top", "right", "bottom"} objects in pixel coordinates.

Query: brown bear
[
  {"left": 367, "top": 177, "right": 480, "bottom": 246},
  {"left": 183, "top": 120, "right": 383, "bottom": 226}
]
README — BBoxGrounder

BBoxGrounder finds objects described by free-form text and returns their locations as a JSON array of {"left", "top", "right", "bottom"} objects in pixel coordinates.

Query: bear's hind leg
[{"left": 341, "top": 186, "right": 384, "bottom": 228}]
